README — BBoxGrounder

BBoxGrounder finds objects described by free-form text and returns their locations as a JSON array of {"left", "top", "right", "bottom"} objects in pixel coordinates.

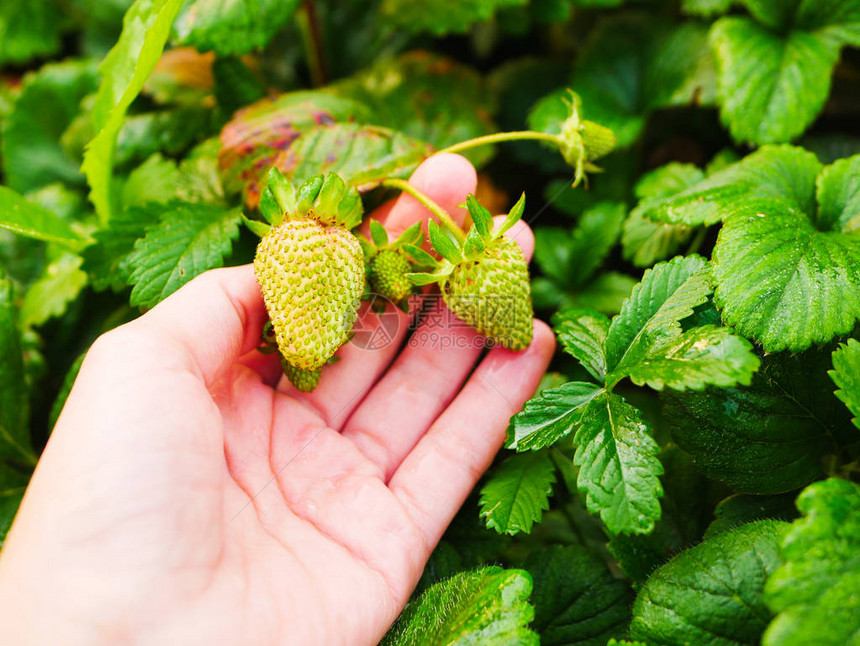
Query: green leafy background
[{"left": 2, "top": 0, "right": 860, "bottom": 642}]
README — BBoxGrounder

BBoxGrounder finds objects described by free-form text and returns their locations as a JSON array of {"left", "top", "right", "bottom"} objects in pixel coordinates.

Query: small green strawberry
[
  {"left": 358, "top": 220, "right": 425, "bottom": 307},
  {"left": 556, "top": 91, "right": 616, "bottom": 187},
  {"left": 280, "top": 358, "right": 322, "bottom": 393},
  {"left": 250, "top": 169, "right": 365, "bottom": 371},
  {"left": 408, "top": 194, "right": 533, "bottom": 350}
]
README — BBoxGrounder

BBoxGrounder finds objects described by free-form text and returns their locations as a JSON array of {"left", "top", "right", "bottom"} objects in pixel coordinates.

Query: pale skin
[{"left": 0, "top": 154, "right": 555, "bottom": 645}]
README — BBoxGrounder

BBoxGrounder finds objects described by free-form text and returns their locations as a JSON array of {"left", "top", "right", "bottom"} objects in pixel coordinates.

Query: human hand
[{"left": 0, "top": 154, "right": 555, "bottom": 645}]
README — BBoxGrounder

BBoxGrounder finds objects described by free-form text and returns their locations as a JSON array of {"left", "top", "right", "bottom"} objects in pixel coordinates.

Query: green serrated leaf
[
  {"left": 609, "top": 446, "right": 715, "bottom": 584},
  {"left": 816, "top": 153, "right": 860, "bottom": 232},
  {"left": 705, "top": 492, "right": 799, "bottom": 539},
  {"left": 605, "top": 255, "right": 710, "bottom": 377},
  {"left": 665, "top": 347, "right": 854, "bottom": 494},
  {"left": 274, "top": 123, "right": 433, "bottom": 193},
  {"left": 173, "top": 0, "right": 300, "bottom": 56},
  {"left": 631, "top": 520, "right": 789, "bottom": 646},
  {"left": 218, "top": 91, "right": 370, "bottom": 204},
  {"left": 128, "top": 202, "right": 242, "bottom": 309},
  {"left": 525, "top": 545, "right": 632, "bottom": 646},
  {"left": 640, "top": 145, "right": 822, "bottom": 227},
  {"left": 574, "top": 391, "right": 663, "bottom": 535},
  {"left": 622, "top": 210, "right": 692, "bottom": 269},
  {"left": 623, "top": 163, "right": 701, "bottom": 267},
  {"left": 0, "top": 186, "right": 87, "bottom": 246},
  {"left": 2, "top": 60, "right": 99, "bottom": 194},
  {"left": 507, "top": 382, "right": 603, "bottom": 452},
  {"left": 82, "top": 206, "right": 163, "bottom": 292},
  {"left": 763, "top": 478, "right": 860, "bottom": 646},
  {"left": 121, "top": 154, "right": 181, "bottom": 209},
  {"left": 553, "top": 307, "right": 610, "bottom": 382},
  {"left": 710, "top": 16, "right": 840, "bottom": 145},
  {"left": 830, "top": 339, "right": 860, "bottom": 429},
  {"left": 0, "top": 275, "right": 35, "bottom": 466},
  {"left": 479, "top": 451, "right": 556, "bottom": 535},
  {"left": 381, "top": 567, "right": 538, "bottom": 646},
  {"left": 82, "top": 0, "right": 185, "bottom": 223},
  {"left": 20, "top": 253, "right": 88, "bottom": 329},
  {"left": 626, "top": 325, "right": 760, "bottom": 392},
  {"left": 712, "top": 198, "right": 860, "bottom": 352}
]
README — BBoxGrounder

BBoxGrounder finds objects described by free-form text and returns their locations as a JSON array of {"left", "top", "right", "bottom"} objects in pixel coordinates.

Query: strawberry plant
[{"left": 2, "top": 0, "right": 860, "bottom": 644}]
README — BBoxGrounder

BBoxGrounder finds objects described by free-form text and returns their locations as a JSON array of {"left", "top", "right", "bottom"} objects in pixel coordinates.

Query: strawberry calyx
[
  {"left": 406, "top": 192, "right": 526, "bottom": 287},
  {"left": 358, "top": 220, "right": 427, "bottom": 309},
  {"left": 245, "top": 168, "right": 364, "bottom": 236}
]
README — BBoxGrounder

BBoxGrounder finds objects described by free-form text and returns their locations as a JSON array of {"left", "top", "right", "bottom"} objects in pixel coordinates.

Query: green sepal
[
  {"left": 407, "top": 271, "right": 444, "bottom": 287},
  {"left": 242, "top": 214, "right": 271, "bottom": 238},
  {"left": 287, "top": 172, "right": 364, "bottom": 229},
  {"left": 466, "top": 194, "right": 493, "bottom": 239},
  {"left": 393, "top": 221, "right": 423, "bottom": 247},
  {"left": 463, "top": 225, "right": 486, "bottom": 259},
  {"left": 317, "top": 173, "right": 363, "bottom": 228},
  {"left": 259, "top": 167, "right": 297, "bottom": 226},
  {"left": 369, "top": 219, "right": 389, "bottom": 247},
  {"left": 428, "top": 220, "right": 464, "bottom": 264},
  {"left": 496, "top": 192, "right": 526, "bottom": 238},
  {"left": 402, "top": 243, "right": 437, "bottom": 269},
  {"left": 358, "top": 236, "right": 376, "bottom": 261},
  {"left": 582, "top": 121, "right": 617, "bottom": 163}
]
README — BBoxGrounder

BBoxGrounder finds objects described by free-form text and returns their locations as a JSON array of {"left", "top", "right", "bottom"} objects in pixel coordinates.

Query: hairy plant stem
[
  {"left": 380, "top": 178, "right": 467, "bottom": 243},
  {"left": 439, "top": 130, "right": 561, "bottom": 156},
  {"left": 297, "top": 0, "right": 326, "bottom": 87}
]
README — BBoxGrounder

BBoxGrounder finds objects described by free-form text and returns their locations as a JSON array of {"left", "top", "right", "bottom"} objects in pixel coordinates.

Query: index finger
[
  {"left": 357, "top": 152, "right": 476, "bottom": 243},
  {"left": 280, "top": 153, "right": 479, "bottom": 425}
]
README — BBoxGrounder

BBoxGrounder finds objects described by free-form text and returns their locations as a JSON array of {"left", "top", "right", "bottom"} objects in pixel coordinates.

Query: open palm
[{"left": 0, "top": 155, "right": 554, "bottom": 645}]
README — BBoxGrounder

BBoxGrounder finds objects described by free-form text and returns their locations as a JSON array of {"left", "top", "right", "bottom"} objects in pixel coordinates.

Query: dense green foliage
[{"left": 2, "top": 0, "right": 860, "bottom": 643}]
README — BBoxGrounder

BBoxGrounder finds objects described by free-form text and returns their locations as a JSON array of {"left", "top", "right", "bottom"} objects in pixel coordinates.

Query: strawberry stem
[
  {"left": 380, "top": 178, "right": 467, "bottom": 243},
  {"left": 439, "top": 130, "right": 561, "bottom": 155}
]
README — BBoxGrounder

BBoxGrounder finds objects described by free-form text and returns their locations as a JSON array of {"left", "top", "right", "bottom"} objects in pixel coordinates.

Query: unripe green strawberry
[
  {"left": 408, "top": 194, "right": 533, "bottom": 350},
  {"left": 280, "top": 357, "right": 322, "bottom": 393},
  {"left": 358, "top": 219, "right": 425, "bottom": 308},
  {"left": 251, "top": 170, "right": 366, "bottom": 371},
  {"left": 443, "top": 236, "right": 532, "bottom": 350},
  {"left": 368, "top": 249, "right": 413, "bottom": 302}
]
